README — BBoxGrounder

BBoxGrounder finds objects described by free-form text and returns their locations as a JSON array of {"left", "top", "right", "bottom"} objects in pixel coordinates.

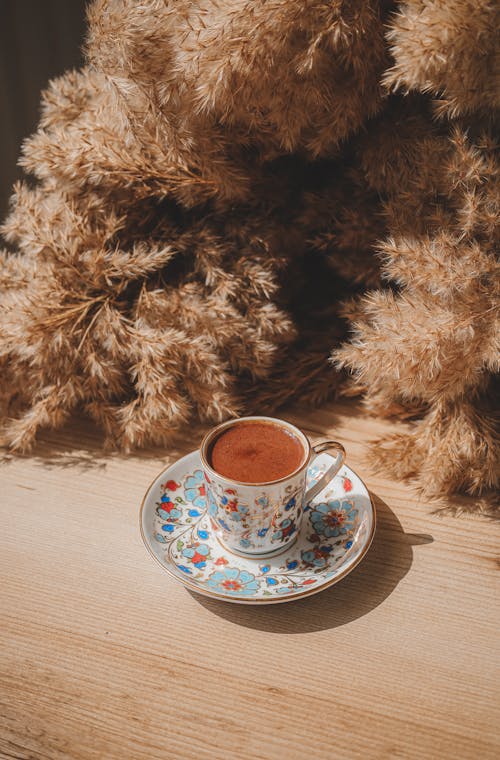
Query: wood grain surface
[{"left": 1, "top": 400, "right": 499, "bottom": 760}]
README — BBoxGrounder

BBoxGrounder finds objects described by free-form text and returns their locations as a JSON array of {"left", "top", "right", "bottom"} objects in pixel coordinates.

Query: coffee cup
[{"left": 200, "top": 416, "right": 346, "bottom": 557}]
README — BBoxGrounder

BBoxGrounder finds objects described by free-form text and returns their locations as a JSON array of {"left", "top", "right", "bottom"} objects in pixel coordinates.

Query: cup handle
[{"left": 303, "top": 441, "right": 346, "bottom": 506}]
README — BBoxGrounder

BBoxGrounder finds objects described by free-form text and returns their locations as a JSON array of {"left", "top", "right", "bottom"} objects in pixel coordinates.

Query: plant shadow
[
  {"left": 189, "top": 493, "right": 432, "bottom": 633},
  {"left": 0, "top": 414, "right": 206, "bottom": 472},
  {"left": 0, "top": 401, "right": 355, "bottom": 471}
]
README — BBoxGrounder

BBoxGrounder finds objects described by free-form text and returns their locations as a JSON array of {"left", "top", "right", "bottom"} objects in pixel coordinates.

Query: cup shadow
[{"left": 189, "top": 493, "right": 433, "bottom": 632}]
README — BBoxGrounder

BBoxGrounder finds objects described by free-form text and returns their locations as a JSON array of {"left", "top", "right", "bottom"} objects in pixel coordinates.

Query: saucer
[{"left": 140, "top": 451, "right": 375, "bottom": 604}]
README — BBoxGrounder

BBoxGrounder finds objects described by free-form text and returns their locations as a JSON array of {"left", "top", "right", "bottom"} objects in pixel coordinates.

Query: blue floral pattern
[
  {"left": 310, "top": 499, "right": 358, "bottom": 538},
  {"left": 154, "top": 475, "right": 200, "bottom": 537},
  {"left": 226, "top": 502, "right": 249, "bottom": 523},
  {"left": 184, "top": 470, "right": 206, "bottom": 509},
  {"left": 208, "top": 491, "right": 218, "bottom": 518},
  {"left": 157, "top": 494, "right": 182, "bottom": 522},
  {"left": 207, "top": 568, "right": 260, "bottom": 596},
  {"left": 146, "top": 454, "right": 372, "bottom": 602},
  {"left": 205, "top": 474, "right": 304, "bottom": 553},
  {"left": 181, "top": 542, "right": 211, "bottom": 569},
  {"left": 219, "top": 489, "right": 250, "bottom": 522},
  {"left": 271, "top": 517, "right": 297, "bottom": 543},
  {"left": 301, "top": 544, "right": 334, "bottom": 569}
]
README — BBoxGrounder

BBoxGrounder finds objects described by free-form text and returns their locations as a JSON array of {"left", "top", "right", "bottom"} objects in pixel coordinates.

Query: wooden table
[{"left": 2, "top": 401, "right": 499, "bottom": 759}]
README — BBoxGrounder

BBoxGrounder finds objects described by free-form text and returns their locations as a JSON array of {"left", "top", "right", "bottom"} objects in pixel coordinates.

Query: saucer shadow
[{"left": 189, "top": 494, "right": 432, "bottom": 633}]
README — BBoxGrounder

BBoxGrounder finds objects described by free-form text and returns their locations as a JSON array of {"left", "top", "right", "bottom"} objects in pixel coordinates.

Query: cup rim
[{"left": 199, "top": 415, "right": 311, "bottom": 487}]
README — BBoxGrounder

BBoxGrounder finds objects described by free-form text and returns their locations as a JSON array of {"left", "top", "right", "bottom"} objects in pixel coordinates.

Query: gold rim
[
  {"left": 139, "top": 451, "right": 377, "bottom": 605},
  {"left": 199, "top": 416, "right": 312, "bottom": 487}
]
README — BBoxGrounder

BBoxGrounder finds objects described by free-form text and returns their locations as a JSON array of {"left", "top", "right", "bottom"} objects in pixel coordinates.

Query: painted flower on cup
[
  {"left": 301, "top": 544, "right": 333, "bottom": 569},
  {"left": 271, "top": 517, "right": 297, "bottom": 543},
  {"left": 310, "top": 499, "right": 357, "bottom": 538},
  {"left": 184, "top": 470, "right": 206, "bottom": 509},
  {"left": 217, "top": 516, "right": 231, "bottom": 532},
  {"left": 207, "top": 567, "right": 259, "bottom": 596},
  {"left": 181, "top": 542, "right": 211, "bottom": 569},
  {"left": 220, "top": 489, "right": 249, "bottom": 522},
  {"left": 221, "top": 488, "right": 237, "bottom": 508},
  {"left": 226, "top": 501, "right": 249, "bottom": 522}
]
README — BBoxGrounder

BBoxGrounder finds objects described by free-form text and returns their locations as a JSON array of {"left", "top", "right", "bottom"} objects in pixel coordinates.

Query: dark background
[{"left": 0, "top": 0, "right": 86, "bottom": 218}]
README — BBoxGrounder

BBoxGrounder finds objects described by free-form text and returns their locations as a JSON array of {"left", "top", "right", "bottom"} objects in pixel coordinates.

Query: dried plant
[
  {"left": 334, "top": 101, "right": 499, "bottom": 505},
  {"left": 1, "top": 0, "right": 498, "bottom": 508}
]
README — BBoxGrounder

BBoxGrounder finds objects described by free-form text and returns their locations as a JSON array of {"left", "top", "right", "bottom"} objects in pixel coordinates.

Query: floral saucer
[{"left": 140, "top": 451, "right": 375, "bottom": 604}]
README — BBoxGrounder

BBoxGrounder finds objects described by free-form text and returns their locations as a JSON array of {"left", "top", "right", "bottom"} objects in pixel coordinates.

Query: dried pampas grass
[{"left": 1, "top": 0, "right": 498, "bottom": 508}]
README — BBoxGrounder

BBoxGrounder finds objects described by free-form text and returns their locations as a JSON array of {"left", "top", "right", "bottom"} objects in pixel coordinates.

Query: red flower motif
[
  {"left": 226, "top": 489, "right": 237, "bottom": 496},
  {"left": 215, "top": 557, "right": 229, "bottom": 566},
  {"left": 308, "top": 546, "right": 332, "bottom": 563},
  {"left": 317, "top": 547, "right": 331, "bottom": 560},
  {"left": 191, "top": 551, "right": 206, "bottom": 565},
  {"left": 161, "top": 480, "right": 180, "bottom": 491},
  {"left": 342, "top": 477, "right": 353, "bottom": 493},
  {"left": 302, "top": 579, "right": 317, "bottom": 585},
  {"left": 204, "top": 472, "right": 211, "bottom": 483},
  {"left": 222, "top": 579, "right": 242, "bottom": 591},
  {"left": 198, "top": 484, "right": 206, "bottom": 497},
  {"left": 228, "top": 500, "right": 238, "bottom": 512},
  {"left": 325, "top": 510, "right": 345, "bottom": 528}
]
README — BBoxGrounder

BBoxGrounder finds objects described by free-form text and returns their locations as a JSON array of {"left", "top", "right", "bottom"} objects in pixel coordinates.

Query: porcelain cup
[{"left": 200, "top": 416, "right": 346, "bottom": 557}]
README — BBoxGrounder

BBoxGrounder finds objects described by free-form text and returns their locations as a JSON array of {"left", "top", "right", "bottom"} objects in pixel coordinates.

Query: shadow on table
[
  {"left": 190, "top": 494, "right": 432, "bottom": 633},
  {"left": 0, "top": 414, "right": 203, "bottom": 472},
  {"left": 0, "top": 400, "right": 352, "bottom": 472}
]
